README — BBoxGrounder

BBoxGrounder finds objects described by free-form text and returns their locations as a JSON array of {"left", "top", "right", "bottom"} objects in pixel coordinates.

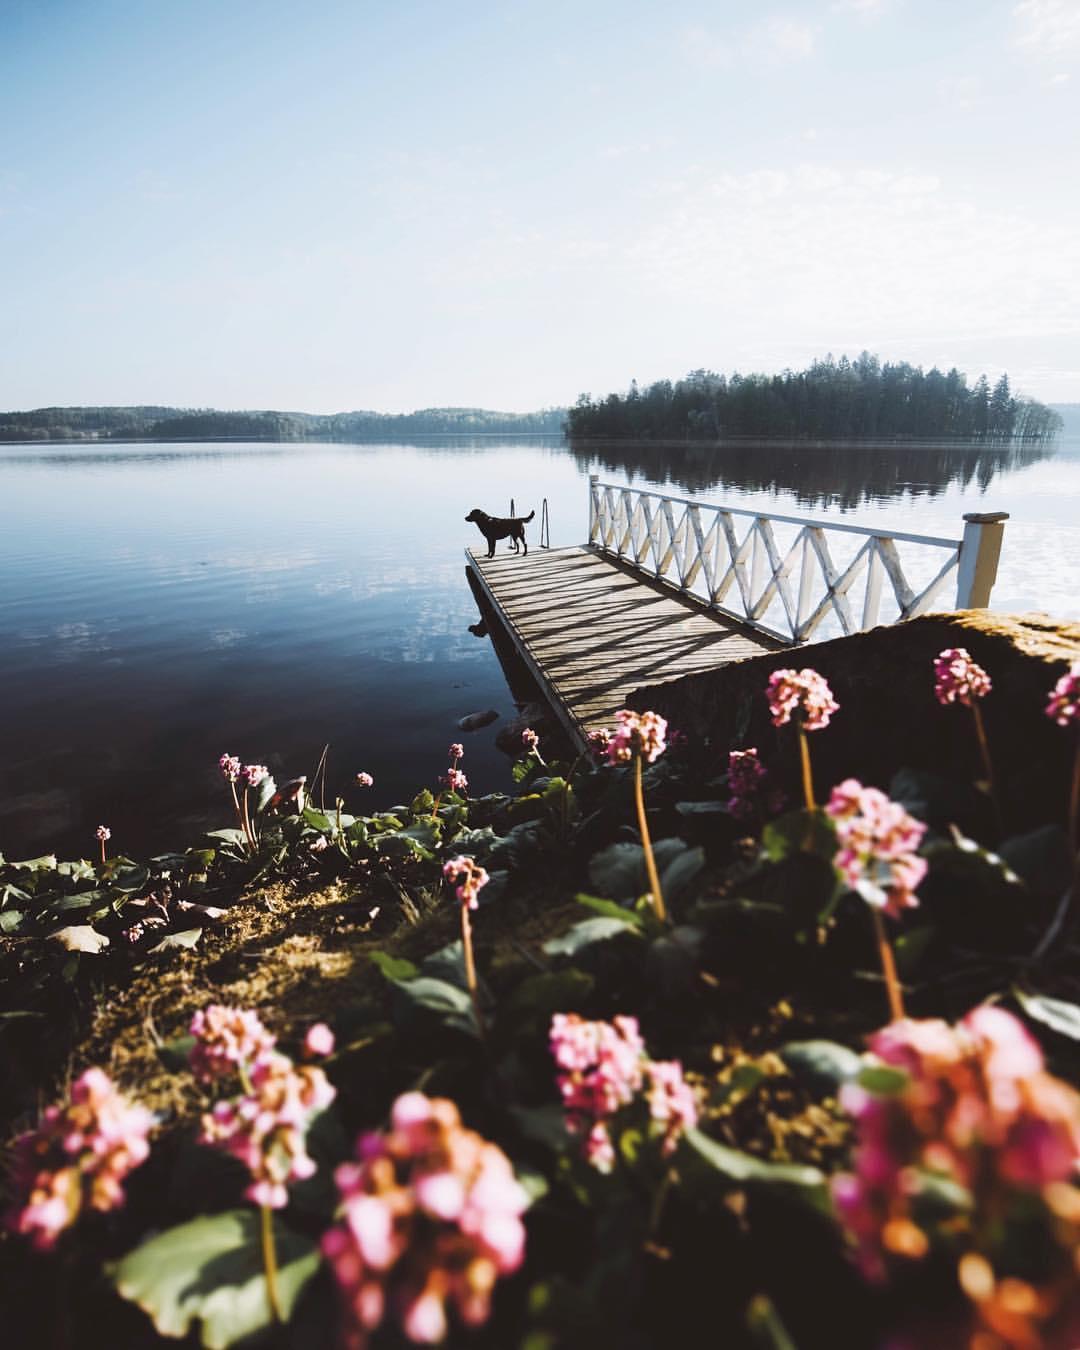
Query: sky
[{"left": 1, "top": 0, "right": 1079, "bottom": 412}]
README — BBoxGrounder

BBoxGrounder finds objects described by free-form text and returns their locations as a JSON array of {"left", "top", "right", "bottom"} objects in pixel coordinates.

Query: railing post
[
  {"left": 588, "top": 474, "right": 600, "bottom": 545},
  {"left": 955, "top": 512, "right": 1009, "bottom": 608}
]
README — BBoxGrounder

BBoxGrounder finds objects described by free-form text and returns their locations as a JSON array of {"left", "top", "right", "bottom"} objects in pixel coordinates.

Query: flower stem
[
  {"left": 634, "top": 753, "right": 667, "bottom": 923},
  {"left": 99, "top": 839, "right": 106, "bottom": 866},
  {"left": 871, "top": 908, "right": 904, "bottom": 1022},
  {"left": 797, "top": 726, "right": 815, "bottom": 811},
  {"left": 460, "top": 902, "right": 484, "bottom": 1037},
  {"left": 241, "top": 788, "right": 256, "bottom": 851},
  {"left": 971, "top": 702, "right": 1000, "bottom": 827},
  {"left": 260, "top": 1203, "right": 283, "bottom": 1324}
]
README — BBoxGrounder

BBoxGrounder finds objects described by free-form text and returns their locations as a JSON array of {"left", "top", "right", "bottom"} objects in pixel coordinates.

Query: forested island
[
  {"left": 0, "top": 404, "right": 566, "bottom": 443},
  {"left": 569, "top": 354, "right": 1063, "bottom": 443}
]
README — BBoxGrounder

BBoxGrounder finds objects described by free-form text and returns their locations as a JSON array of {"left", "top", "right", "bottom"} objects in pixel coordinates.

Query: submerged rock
[{"left": 457, "top": 709, "right": 499, "bottom": 732}]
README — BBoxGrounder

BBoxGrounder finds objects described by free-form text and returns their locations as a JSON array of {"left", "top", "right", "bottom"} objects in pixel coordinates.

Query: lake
[{"left": 1, "top": 435, "right": 1077, "bottom": 859}]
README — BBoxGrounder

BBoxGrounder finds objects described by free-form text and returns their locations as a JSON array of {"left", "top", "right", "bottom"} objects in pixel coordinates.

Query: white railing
[{"left": 587, "top": 477, "right": 1007, "bottom": 646}]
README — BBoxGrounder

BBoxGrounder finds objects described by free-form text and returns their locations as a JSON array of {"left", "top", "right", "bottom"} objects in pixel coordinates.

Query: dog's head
[{"left": 465, "top": 509, "right": 487, "bottom": 524}]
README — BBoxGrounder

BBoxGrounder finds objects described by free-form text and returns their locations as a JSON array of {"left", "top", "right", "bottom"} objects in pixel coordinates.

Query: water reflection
[{"left": 568, "top": 438, "right": 1056, "bottom": 510}]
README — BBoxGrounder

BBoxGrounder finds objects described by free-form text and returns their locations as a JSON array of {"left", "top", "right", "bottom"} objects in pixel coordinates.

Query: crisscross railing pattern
[{"left": 587, "top": 478, "right": 1006, "bottom": 646}]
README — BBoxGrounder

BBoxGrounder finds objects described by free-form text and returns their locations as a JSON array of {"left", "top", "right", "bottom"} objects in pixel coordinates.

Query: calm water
[{"left": 1, "top": 435, "right": 1077, "bottom": 858}]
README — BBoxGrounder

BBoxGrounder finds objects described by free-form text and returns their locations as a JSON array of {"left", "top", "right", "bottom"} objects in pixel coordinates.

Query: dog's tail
[{"left": 523, "top": 510, "right": 535, "bottom": 522}]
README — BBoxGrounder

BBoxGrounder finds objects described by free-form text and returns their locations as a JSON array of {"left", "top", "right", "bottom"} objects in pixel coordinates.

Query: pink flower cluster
[
  {"left": 766, "top": 667, "right": 839, "bottom": 732},
  {"left": 521, "top": 728, "right": 539, "bottom": 754},
  {"left": 5, "top": 1068, "right": 152, "bottom": 1250},
  {"left": 549, "top": 1013, "right": 697, "bottom": 1172},
  {"left": 605, "top": 709, "right": 668, "bottom": 765},
  {"left": 95, "top": 824, "right": 111, "bottom": 842},
  {"left": 1045, "top": 661, "right": 1080, "bottom": 728},
  {"left": 586, "top": 728, "right": 612, "bottom": 759},
  {"left": 322, "top": 1092, "right": 528, "bottom": 1348},
  {"left": 825, "top": 779, "right": 927, "bottom": 919},
  {"left": 240, "top": 763, "right": 268, "bottom": 788},
  {"left": 933, "top": 647, "right": 992, "bottom": 707},
  {"left": 833, "top": 1008, "right": 1080, "bottom": 1295},
  {"left": 448, "top": 743, "right": 464, "bottom": 762},
  {"left": 440, "top": 767, "right": 468, "bottom": 792},
  {"left": 443, "top": 856, "right": 489, "bottom": 910},
  {"left": 304, "top": 1022, "right": 336, "bottom": 1059},
  {"left": 726, "top": 748, "right": 783, "bottom": 822},
  {"left": 200, "top": 1052, "right": 336, "bottom": 1209},
  {"left": 356, "top": 771, "right": 374, "bottom": 788},
  {"left": 188, "top": 1004, "right": 278, "bottom": 1084},
  {"left": 219, "top": 753, "right": 242, "bottom": 782}
]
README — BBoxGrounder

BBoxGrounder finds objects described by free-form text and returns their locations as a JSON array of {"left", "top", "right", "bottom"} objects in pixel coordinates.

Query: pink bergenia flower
[
  {"left": 239, "top": 763, "right": 268, "bottom": 788},
  {"left": 825, "top": 779, "right": 927, "bottom": 918},
  {"left": 356, "top": 771, "right": 374, "bottom": 788},
  {"left": 304, "top": 1023, "right": 335, "bottom": 1059},
  {"left": 200, "top": 1052, "right": 336, "bottom": 1209},
  {"left": 219, "top": 753, "right": 242, "bottom": 782},
  {"left": 521, "top": 728, "right": 539, "bottom": 753},
  {"left": 1045, "top": 661, "right": 1080, "bottom": 728},
  {"left": 586, "top": 728, "right": 611, "bottom": 759},
  {"left": 448, "top": 743, "right": 464, "bottom": 761},
  {"left": 726, "top": 747, "right": 784, "bottom": 822},
  {"left": 322, "top": 1092, "right": 528, "bottom": 1349},
  {"left": 933, "top": 647, "right": 992, "bottom": 707},
  {"left": 643, "top": 1060, "right": 699, "bottom": 1157},
  {"left": 441, "top": 767, "right": 468, "bottom": 792},
  {"left": 766, "top": 668, "right": 839, "bottom": 731},
  {"left": 605, "top": 709, "right": 668, "bottom": 765},
  {"left": 443, "top": 856, "right": 489, "bottom": 910},
  {"left": 549, "top": 1013, "right": 696, "bottom": 1171},
  {"left": 832, "top": 1008, "right": 1080, "bottom": 1302},
  {"left": 5, "top": 1068, "right": 152, "bottom": 1250},
  {"left": 188, "top": 1004, "right": 277, "bottom": 1083},
  {"left": 95, "top": 825, "right": 111, "bottom": 842}
]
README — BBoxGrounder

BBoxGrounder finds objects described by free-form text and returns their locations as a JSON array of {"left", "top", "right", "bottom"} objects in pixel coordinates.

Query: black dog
[{"left": 465, "top": 508, "right": 534, "bottom": 559}]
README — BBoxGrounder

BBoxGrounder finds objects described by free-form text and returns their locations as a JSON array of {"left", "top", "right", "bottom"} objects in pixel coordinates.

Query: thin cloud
[
  {"left": 1013, "top": 0, "right": 1080, "bottom": 57},
  {"left": 682, "top": 13, "right": 817, "bottom": 69}
]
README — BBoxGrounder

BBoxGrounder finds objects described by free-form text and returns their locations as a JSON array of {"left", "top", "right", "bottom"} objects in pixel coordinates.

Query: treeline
[
  {"left": 0, "top": 405, "right": 567, "bottom": 443},
  {"left": 568, "top": 354, "right": 1062, "bottom": 443}
]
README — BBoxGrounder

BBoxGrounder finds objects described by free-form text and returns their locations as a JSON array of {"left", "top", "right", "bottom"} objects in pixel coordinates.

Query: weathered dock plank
[{"left": 466, "top": 545, "right": 784, "bottom": 746}]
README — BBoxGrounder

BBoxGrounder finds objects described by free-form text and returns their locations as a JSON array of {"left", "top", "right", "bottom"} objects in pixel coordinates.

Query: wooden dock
[{"left": 466, "top": 545, "right": 784, "bottom": 747}]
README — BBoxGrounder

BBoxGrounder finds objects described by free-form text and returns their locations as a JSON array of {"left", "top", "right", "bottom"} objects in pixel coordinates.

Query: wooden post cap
[{"left": 962, "top": 512, "right": 1010, "bottom": 523}]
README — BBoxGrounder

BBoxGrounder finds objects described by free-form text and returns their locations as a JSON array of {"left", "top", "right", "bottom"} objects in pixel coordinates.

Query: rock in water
[{"left": 457, "top": 709, "right": 499, "bottom": 732}]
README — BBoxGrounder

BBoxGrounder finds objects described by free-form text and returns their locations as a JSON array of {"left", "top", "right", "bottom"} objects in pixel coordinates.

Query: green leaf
[
  {"left": 450, "top": 826, "right": 500, "bottom": 857},
  {"left": 111, "top": 1209, "right": 320, "bottom": 1350},
  {"left": 147, "top": 928, "right": 203, "bottom": 954},
  {"left": 779, "top": 1040, "right": 862, "bottom": 1092},
  {"left": 574, "top": 894, "right": 644, "bottom": 928},
  {"left": 158, "top": 1035, "right": 197, "bottom": 1071},
  {"left": 1014, "top": 988, "right": 1080, "bottom": 1041},
  {"left": 9, "top": 853, "right": 58, "bottom": 871},
  {"left": 999, "top": 825, "right": 1074, "bottom": 899},
  {"left": 855, "top": 1063, "right": 909, "bottom": 1095},
  {"left": 56, "top": 858, "right": 97, "bottom": 882},
  {"left": 543, "top": 917, "right": 642, "bottom": 958},
  {"left": 506, "top": 969, "right": 595, "bottom": 1021},
  {"left": 421, "top": 941, "right": 468, "bottom": 991},
  {"left": 393, "top": 977, "right": 480, "bottom": 1039},
  {"left": 587, "top": 838, "right": 689, "bottom": 901},
  {"left": 254, "top": 775, "right": 277, "bottom": 815},
  {"left": 762, "top": 809, "right": 837, "bottom": 864},
  {"left": 50, "top": 924, "right": 109, "bottom": 953},
  {"left": 0, "top": 909, "right": 26, "bottom": 934},
  {"left": 367, "top": 951, "right": 420, "bottom": 982},
  {"left": 509, "top": 1104, "right": 572, "bottom": 1152},
  {"left": 681, "top": 1127, "right": 827, "bottom": 1193},
  {"left": 409, "top": 788, "right": 435, "bottom": 816},
  {"left": 206, "top": 828, "right": 247, "bottom": 846},
  {"left": 675, "top": 800, "right": 729, "bottom": 816},
  {"left": 894, "top": 924, "right": 936, "bottom": 976},
  {"left": 301, "top": 807, "right": 334, "bottom": 832},
  {"left": 660, "top": 845, "right": 705, "bottom": 903}
]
